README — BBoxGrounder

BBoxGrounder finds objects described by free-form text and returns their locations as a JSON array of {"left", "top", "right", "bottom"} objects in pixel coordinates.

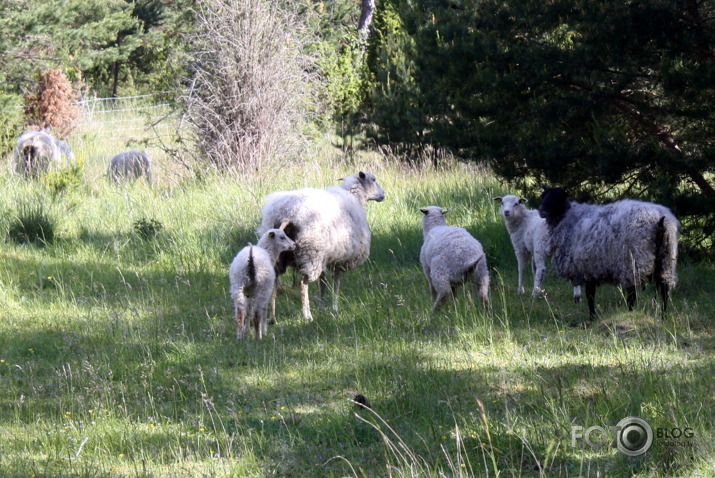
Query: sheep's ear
[
  {"left": 519, "top": 197, "right": 528, "bottom": 204},
  {"left": 279, "top": 220, "right": 290, "bottom": 231},
  {"left": 419, "top": 208, "right": 429, "bottom": 215},
  {"left": 358, "top": 171, "right": 366, "bottom": 179},
  {"left": 492, "top": 197, "right": 502, "bottom": 203},
  {"left": 442, "top": 207, "right": 453, "bottom": 214},
  {"left": 268, "top": 231, "right": 275, "bottom": 238}
]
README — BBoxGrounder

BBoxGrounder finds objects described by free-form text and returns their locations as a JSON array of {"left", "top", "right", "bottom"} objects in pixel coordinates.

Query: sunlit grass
[{"left": 0, "top": 125, "right": 713, "bottom": 476}]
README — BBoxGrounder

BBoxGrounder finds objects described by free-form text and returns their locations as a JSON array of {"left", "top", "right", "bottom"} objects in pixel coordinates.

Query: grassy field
[{"left": 0, "top": 121, "right": 714, "bottom": 477}]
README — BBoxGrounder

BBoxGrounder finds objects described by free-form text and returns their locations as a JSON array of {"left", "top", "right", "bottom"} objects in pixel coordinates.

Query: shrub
[
  {"left": 7, "top": 198, "right": 57, "bottom": 246},
  {"left": 41, "top": 158, "right": 85, "bottom": 196},
  {"left": 133, "top": 217, "right": 164, "bottom": 240},
  {"left": 23, "top": 69, "right": 81, "bottom": 138}
]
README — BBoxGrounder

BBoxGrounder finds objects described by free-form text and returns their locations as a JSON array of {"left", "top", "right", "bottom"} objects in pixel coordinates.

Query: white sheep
[
  {"left": 419, "top": 206, "right": 490, "bottom": 312},
  {"left": 53, "top": 137, "right": 75, "bottom": 163},
  {"left": 257, "top": 171, "right": 385, "bottom": 321},
  {"left": 229, "top": 226, "right": 296, "bottom": 339},
  {"left": 493, "top": 195, "right": 582, "bottom": 301},
  {"left": 12, "top": 130, "right": 62, "bottom": 178},
  {"left": 538, "top": 187, "right": 679, "bottom": 318},
  {"left": 108, "top": 150, "right": 153, "bottom": 184}
]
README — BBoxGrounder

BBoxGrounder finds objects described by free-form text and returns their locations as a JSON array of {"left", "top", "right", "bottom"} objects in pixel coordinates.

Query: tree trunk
[{"left": 358, "top": 0, "right": 375, "bottom": 39}]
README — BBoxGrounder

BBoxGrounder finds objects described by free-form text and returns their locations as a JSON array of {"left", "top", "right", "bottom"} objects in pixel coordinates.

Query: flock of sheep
[
  {"left": 10, "top": 130, "right": 681, "bottom": 337},
  {"left": 12, "top": 129, "right": 153, "bottom": 183},
  {"left": 231, "top": 170, "right": 680, "bottom": 339}
]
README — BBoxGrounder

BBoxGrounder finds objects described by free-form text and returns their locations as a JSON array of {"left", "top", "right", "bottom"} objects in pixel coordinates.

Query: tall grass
[{"left": 0, "top": 122, "right": 713, "bottom": 477}]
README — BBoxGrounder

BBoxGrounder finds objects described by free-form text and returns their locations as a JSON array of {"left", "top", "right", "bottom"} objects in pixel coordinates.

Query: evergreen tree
[{"left": 364, "top": 0, "right": 715, "bottom": 249}]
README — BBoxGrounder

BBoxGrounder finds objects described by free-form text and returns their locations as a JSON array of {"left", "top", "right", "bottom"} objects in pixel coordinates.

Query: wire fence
[{"left": 74, "top": 92, "right": 183, "bottom": 142}]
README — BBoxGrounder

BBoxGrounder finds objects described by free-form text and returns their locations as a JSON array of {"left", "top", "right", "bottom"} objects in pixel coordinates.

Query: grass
[{"left": 0, "top": 120, "right": 713, "bottom": 477}]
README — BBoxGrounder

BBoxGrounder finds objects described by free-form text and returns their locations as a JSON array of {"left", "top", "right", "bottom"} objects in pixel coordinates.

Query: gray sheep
[
  {"left": 108, "top": 150, "right": 153, "bottom": 184},
  {"left": 12, "top": 130, "right": 62, "bottom": 178},
  {"left": 229, "top": 226, "right": 296, "bottom": 339},
  {"left": 258, "top": 171, "right": 385, "bottom": 321},
  {"left": 538, "top": 187, "right": 679, "bottom": 318},
  {"left": 419, "top": 206, "right": 490, "bottom": 312}
]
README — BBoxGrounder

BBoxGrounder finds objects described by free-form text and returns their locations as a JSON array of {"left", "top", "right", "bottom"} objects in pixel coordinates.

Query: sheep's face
[
  {"left": 265, "top": 229, "right": 296, "bottom": 253},
  {"left": 538, "top": 187, "right": 570, "bottom": 223},
  {"left": 493, "top": 195, "right": 527, "bottom": 220},
  {"left": 357, "top": 171, "right": 385, "bottom": 202}
]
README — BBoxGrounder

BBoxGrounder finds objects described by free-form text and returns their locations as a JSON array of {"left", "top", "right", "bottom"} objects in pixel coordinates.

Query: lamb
[
  {"left": 257, "top": 171, "right": 385, "bottom": 321},
  {"left": 229, "top": 226, "right": 296, "bottom": 339},
  {"left": 419, "top": 206, "right": 490, "bottom": 312},
  {"left": 493, "top": 195, "right": 582, "bottom": 301},
  {"left": 108, "top": 150, "right": 153, "bottom": 184},
  {"left": 538, "top": 187, "right": 679, "bottom": 319},
  {"left": 12, "top": 130, "right": 62, "bottom": 178}
]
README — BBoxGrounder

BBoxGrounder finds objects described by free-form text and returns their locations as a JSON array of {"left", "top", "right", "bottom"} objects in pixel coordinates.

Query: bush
[
  {"left": 23, "top": 69, "right": 81, "bottom": 138},
  {"left": 7, "top": 198, "right": 57, "bottom": 246},
  {"left": 41, "top": 158, "right": 85, "bottom": 196},
  {"left": 133, "top": 217, "right": 163, "bottom": 240}
]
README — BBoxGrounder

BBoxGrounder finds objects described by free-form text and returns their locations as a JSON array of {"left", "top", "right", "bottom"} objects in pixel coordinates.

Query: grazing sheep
[
  {"left": 493, "top": 195, "right": 582, "bottom": 301},
  {"left": 108, "top": 150, "right": 153, "bottom": 184},
  {"left": 229, "top": 226, "right": 296, "bottom": 339},
  {"left": 12, "top": 130, "right": 62, "bottom": 178},
  {"left": 419, "top": 206, "right": 490, "bottom": 312},
  {"left": 53, "top": 137, "right": 75, "bottom": 163},
  {"left": 258, "top": 171, "right": 385, "bottom": 321},
  {"left": 538, "top": 187, "right": 679, "bottom": 319}
]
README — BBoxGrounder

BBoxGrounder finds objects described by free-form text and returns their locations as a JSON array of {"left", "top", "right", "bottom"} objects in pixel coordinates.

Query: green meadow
[{"left": 1, "top": 120, "right": 714, "bottom": 477}]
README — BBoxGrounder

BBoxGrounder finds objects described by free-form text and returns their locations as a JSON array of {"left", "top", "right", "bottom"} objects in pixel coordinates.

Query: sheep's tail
[
  {"left": 654, "top": 216, "right": 678, "bottom": 310},
  {"left": 246, "top": 243, "right": 256, "bottom": 286}
]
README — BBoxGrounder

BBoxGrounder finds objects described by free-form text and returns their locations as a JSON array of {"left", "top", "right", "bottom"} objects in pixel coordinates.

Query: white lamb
[
  {"left": 108, "top": 150, "right": 153, "bottom": 184},
  {"left": 257, "top": 171, "right": 385, "bottom": 321},
  {"left": 538, "top": 187, "right": 679, "bottom": 319},
  {"left": 419, "top": 206, "right": 490, "bottom": 312},
  {"left": 229, "top": 226, "right": 296, "bottom": 339},
  {"left": 493, "top": 195, "right": 582, "bottom": 301},
  {"left": 13, "top": 130, "right": 62, "bottom": 178}
]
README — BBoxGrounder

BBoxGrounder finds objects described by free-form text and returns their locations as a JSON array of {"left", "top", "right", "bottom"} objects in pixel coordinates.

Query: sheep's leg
[
  {"left": 531, "top": 254, "right": 547, "bottom": 297},
  {"left": 573, "top": 285, "right": 582, "bottom": 303},
  {"left": 256, "top": 307, "right": 268, "bottom": 339},
  {"left": 431, "top": 277, "right": 452, "bottom": 313},
  {"left": 515, "top": 250, "right": 528, "bottom": 294},
  {"left": 235, "top": 293, "right": 246, "bottom": 340},
  {"left": 655, "top": 276, "right": 669, "bottom": 312},
  {"left": 432, "top": 292, "right": 450, "bottom": 313},
  {"left": 235, "top": 307, "right": 245, "bottom": 340},
  {"left": 332, "top": 269, "right": 341, "bottom": 312},
  {"left": 585, "top": 281, "right": 598, "bottom": 318},
  {"left": 269, "top": 277, "right": 278, "bottom": 325},
  {"left": 625, "top": 286, "right": 637, "bottom": 310},
  {"left": 301, "top": 275, "right": 314, "bottom": 322}
]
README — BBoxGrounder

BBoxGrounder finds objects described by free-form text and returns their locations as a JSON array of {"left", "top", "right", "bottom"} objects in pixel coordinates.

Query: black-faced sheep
[
  {"left": 419, "top": 206, "right": 490, "bottom": 312},
  {"left": 229, "top": 227, "right": 296, "bottom": 339},
  {"left": 538, "top": 187, "right": 679, "bottom": 318},
  {"left": 108, "top": 150, "right": 153, "bottom": 184},
  {"left": 258, "top": 171, "right": 385, "bottom": 321},
  {"left": 493, "top": 195, "right": 582, "bottom": 301},
  {"left": 13, "top": 130, "right": 62, "bottom": 178}
]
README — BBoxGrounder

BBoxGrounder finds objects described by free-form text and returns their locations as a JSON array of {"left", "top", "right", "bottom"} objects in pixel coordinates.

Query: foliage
[
  {"left": 133, "top": 216, "right": 163, "bottom": 240},
  {"left": 182, "top": 0, "right": 316, "bottom": 172},
  {"left": 0, "top": 93, "right": 24, "bottom": 157},
  {"left": 41, "top": 157, "right": 85, "bottom": 197},
  {"left": 363, "top": 0, "right": 715, "bottom": 251},
  {"left": 23, "top": 69, "right": 81, "bottom": 138},
  {"left": 7, "top": 195, "right": 56, "bottom": 245}
]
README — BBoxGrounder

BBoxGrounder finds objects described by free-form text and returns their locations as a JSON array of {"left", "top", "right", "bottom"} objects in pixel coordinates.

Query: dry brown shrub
[
  {"left": 24, "top": 69, "right": 82, "bottom": 138},
  {"left": 182, "top": 0, "right": 316, "bottom": 173}
]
